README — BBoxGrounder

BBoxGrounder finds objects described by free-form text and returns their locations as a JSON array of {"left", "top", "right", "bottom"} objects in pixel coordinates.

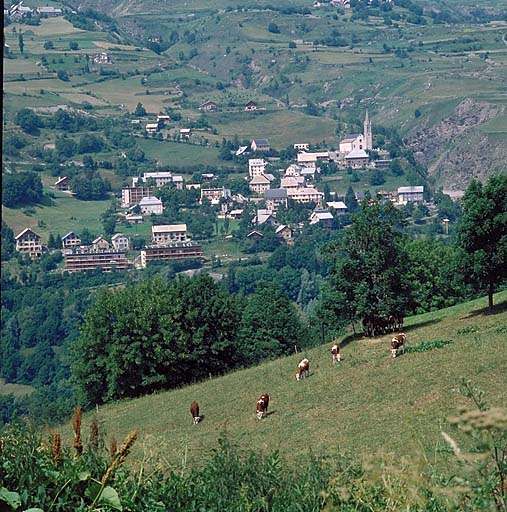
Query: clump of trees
[
  {"left": 2, "top": 172, "right": 43, "bottom": 207},
  {"left": 72, "top": 275, "right": 306, "bottom": 404}
]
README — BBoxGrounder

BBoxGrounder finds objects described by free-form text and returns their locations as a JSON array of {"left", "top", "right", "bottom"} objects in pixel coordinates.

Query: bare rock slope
[{"left": 408, "top": 99, "right": 506, "bottom": 190}]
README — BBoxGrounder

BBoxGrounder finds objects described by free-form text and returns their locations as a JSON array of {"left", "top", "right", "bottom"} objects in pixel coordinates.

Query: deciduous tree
[{"left": 457, "top": 175, "right": 507, "bottom": 311}]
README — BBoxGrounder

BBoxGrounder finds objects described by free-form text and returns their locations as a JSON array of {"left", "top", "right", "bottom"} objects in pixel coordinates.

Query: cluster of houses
[
  {"left": 16, "top": 111, "right": 429, "bottom": 271},
  {"left": 6, "top": 1, "right": 63, "bottom": 20},
  {"left": 14, "top": 224, "right": 203, "bottom": 271}
]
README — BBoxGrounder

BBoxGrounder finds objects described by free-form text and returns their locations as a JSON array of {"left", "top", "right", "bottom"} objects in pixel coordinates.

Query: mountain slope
[{"left": 68, "top": 291, "right": 507, "bottom": 469}]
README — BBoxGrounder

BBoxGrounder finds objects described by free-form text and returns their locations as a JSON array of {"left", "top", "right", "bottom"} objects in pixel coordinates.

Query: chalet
[
  {"left": 91, "top": 236, "right": 111, "bottom": 253},
  {"left": 64, "top": 250, "right": 129, "bottom": 272},
  {"left": 281, "top": 176, "right": 305, "bottom": 190},
  {"left": 253, "top": 209, "right": 277, "bottom": 226},
  {"left": 156, "top": 114, "right": 171, "bottom": 123},
  {"left": 229, "top": 209, "right": 244, "bottom": 219},
  {"left": 275, "top": 224, "right": 294, "bottom": 245},
  {"left": 152, "top": 224, "right": 188, "bottom": 244},
  {"left": 310, "top": 209, "right": 334, "bottom": 227},
  {"left": 15, "top": 228, "right": 42, "bottom": 258},
  {"left": 140, "top": 241, "right": 203, "bottom": 268},
  {"left": 326, "top": 201, "right": 348, "bottom": 214},
  {"left": 248, "top": 158, "right": 267, "bottom": 178},
  {"left": 131, "top": 119, "right": 141, "bottom": 125},
  {"left": 287, "top": 187, "right": 324, "bottom": 204},
  {"left": 199, "top": 100, "right": 218, "bottom": 112},
  {"left": 398, "top": 186, "right": 424, "bottom": 205},
  {"left": 180, "top": 128, "right": 192, "bottom": 139},
  {"left": 236, "top": 145, "right": 249, "bottom": 156},
  {"left": 264, "top": 188, "right": 288, "bottom": 211},
  {"left": 200, "top": 187, "right": 231, "bottom": 205},
  {"left": 251, "top": 139, "right": 270, "bottom": 152},
  {"left": 345, "top": 149, "right": 369, "bottom": 168},
  {"left": 202, "top": 173, "right": 215, "bottom": 181},
  {"left": 285, "top": 164, "right": 303, "bottom": 176},
  {"left": 93, "top": 52, "right": 111, "bottom": 65},
  {"left": 61, "top": 231, "right": 81, "bottom": 250},
  {"left": 121, "top": 186, "right": 153, "bottom": 207},
  {"left": 111, "top": 233, "right": 130, "bottom": 252},
  {"left": 37, "top": 6, "right": 63, "bottom": 16},
  {"left": 246, "top": 230, "right": 264, "bottom": 240},
  {"left": 249, "top": 174, "right": 272, "bottom": 195},
  {"left": 145, "top": 123, "right": 159, "bottom": 134},
  {"left": 139, "top": 196, "right": 164, "bottom": 215},
  {"left": 371, "top": 159, "right": 392, "bottom": 169},
  {"left": 54, "top": 176, "right": 71, "bottom": 191},
  {"left": 9, "top": 2, "right": 33, "bottom": 20},
  {"left": 294, "top": 143, "right": 309, "bottom": 151},
  {"left": 244, "top": 101, "right": 258, "bottom": 111}
]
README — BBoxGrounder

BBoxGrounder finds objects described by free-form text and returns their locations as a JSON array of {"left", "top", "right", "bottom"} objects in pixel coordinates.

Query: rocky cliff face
[{"left": 407, "top": 99, "right": 506, "bottom": 190}]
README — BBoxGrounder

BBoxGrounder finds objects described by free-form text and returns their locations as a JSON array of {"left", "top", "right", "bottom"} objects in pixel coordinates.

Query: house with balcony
[{"left": 15, "top": 228, "right": 42, "bottom": 258}]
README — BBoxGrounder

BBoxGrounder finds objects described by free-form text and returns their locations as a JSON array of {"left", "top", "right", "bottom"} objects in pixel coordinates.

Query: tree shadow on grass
[
  {"left": 38, "top": 194, "right": 55, "bottom": 207},
  {"left": 339, "top": 318, "right": 443, "bottom": 348},
  {"left": 462, "top": 299, "right": 507, "bottom": 319}
]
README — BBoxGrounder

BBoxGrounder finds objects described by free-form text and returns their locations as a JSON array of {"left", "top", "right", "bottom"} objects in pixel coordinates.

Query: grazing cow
[
  {"left": 391, "top": 333, "right": 406, "bottom": 358},
  {"left": 331, "top": 344, "right": 341, "bottom": 363},
  {"left": 295, "top": 358, "right": 310, "bottom": 381},
  {"left": 256, "top": 393, "right": 270, "bottom": 420},
  {"left": 190, "top": 400, "right": 200, "bottom": 425}
]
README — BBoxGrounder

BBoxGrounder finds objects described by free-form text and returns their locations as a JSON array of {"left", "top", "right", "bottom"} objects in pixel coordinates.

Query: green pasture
[
  {"left": 137, "top": 139, "right": 234, "bottom": 168},
  {"left": 65, "top": 291, "right": 507, "bottom": 469},
  {"left": 1, "top": 189, "right": 110, "bottom": 242},
  {"left": 215, "top": 110, "right": 337, "bottom": 147},
  {"left": 0, "top": 379, "right": 35, "bottom": 397}
]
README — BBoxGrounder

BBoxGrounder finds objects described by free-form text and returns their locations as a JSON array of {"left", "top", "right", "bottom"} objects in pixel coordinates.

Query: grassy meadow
[{"left": 66, "top": 291, "right": 507, "bottom": 470}]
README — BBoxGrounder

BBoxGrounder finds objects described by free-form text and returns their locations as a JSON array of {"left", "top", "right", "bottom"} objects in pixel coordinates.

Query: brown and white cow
[
  {"left": 295, "top": 358, "right": 310, "bottom": 381},
  {"left": 256, "top": 393, "right": 270, "bottom": 420},
  {"left": 331, "top": 344, "right": 341, "bottom": 363},
  {"left": 391, "top": 333, "right": 406, "bottom": 358},
  {"left": 190, "top": 400, "right": 200, "bottom": 425}
]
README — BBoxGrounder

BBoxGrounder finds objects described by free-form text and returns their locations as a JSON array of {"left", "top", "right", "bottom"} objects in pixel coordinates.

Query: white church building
[{"left": 339, "top": 111, "right": 373, "bottom": 156}]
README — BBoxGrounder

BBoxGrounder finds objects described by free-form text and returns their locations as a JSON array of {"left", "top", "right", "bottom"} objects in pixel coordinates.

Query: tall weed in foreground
[
  {"left": 1, "top": 383, "right": 506, "bottom": 511},
  {"left": 441, "top": 378, "right": 507, "bottom": 511}
]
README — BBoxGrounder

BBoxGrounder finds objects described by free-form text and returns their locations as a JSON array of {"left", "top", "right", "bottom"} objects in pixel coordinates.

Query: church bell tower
[{"left": 364, "top": 110, "right": 372, "bottom": 150}]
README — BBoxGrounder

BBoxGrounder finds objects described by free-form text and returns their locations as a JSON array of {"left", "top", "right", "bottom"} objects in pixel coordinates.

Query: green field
[
  {"left": 1, "top": 189, "right": 110, "bottom": 242},
  {"left": 65, "top": 291, "right": 507, "bottom": 469},
  {"left": 0, "top": 379, "right": 34, "bottom": 397}
]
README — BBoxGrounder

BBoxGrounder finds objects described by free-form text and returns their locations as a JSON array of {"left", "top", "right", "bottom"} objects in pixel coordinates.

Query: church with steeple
[{"left": 339, "top": 111, "right": 373, "bottom": 154}]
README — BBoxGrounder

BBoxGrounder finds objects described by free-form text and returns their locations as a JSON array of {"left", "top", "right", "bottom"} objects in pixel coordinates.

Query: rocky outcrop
[{"left": 407, "top": 99, "right": 506, "bottom": 190}]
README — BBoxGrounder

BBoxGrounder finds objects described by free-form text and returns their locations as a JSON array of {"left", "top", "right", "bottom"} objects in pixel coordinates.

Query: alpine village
[{"left": 1, "top": 0, "right": 507, "bottom": 510}]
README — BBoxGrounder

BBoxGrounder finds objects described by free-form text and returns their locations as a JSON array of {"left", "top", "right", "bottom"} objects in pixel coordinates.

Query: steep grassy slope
[{"left": 70, "top": 291, "right": 507, "bottom": 469}]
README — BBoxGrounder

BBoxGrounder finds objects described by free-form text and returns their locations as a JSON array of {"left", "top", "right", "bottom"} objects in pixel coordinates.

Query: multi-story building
[
  {"left": 264, "top": 188, "right": 288, "bottom": 211},
  {"left": 287, "top": 187, "right": 324, "bottom": 204},
  {"left": 344, "top": 149, "right": 369, "bottom": 168},
  {"left": 249, "top": 174, "right": 271, "bottom": 195},
  {"left": 398, "top": 186, "right": 424, "bottom": 204},
  {"left": 121, "top": 187, "right": 153, "bottom": 207},
  {"left": 15, "top": 228, "right": 42, "bottom": 258},
  {"left": 151, "top": 224, "right": 188, "bottom": 244},
  {"left": 248, "top": 158, "right": 267, "bottom": 178},
  {"left": 64, "top": 251, "right": 129, "bottom": 272},
  {"left": 139, "top": 196, "right": 164, "bottom": 215},
  {"left": 140, "top": 241, "right": 203, "bottom": 268},
  {"left": 200, "top": 187, "right": 231, "bottom": 205}
]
